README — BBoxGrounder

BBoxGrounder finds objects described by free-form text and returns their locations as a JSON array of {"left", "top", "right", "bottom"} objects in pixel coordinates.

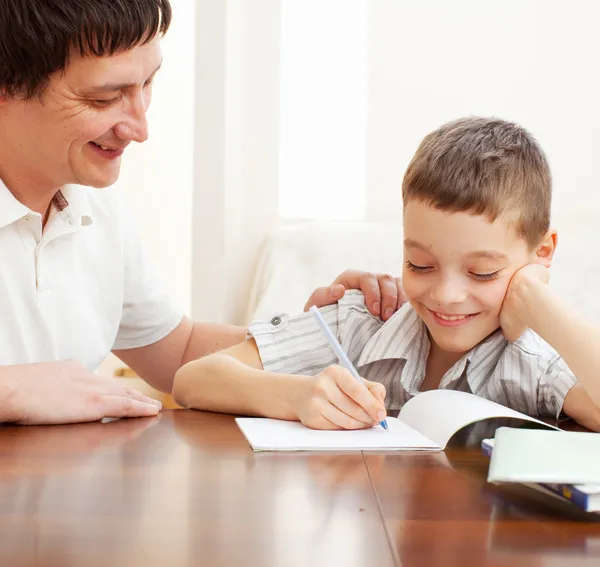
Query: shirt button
[{"left": 271, "top": 316, "right": 282, "bottom": 326}]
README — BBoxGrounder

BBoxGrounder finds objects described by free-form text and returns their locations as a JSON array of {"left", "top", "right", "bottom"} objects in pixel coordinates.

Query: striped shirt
[{"left": 248, "top": 290, "right": 577, "bottom": 418}]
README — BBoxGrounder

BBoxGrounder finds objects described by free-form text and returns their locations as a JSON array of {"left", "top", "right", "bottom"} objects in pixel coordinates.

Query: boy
[{"left": 173, "top": 117, "right": 600, "bottom": 432}]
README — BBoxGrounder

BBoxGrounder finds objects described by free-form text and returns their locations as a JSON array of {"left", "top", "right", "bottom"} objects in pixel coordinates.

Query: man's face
[
  {"left": 402, "top": 200, "right": 538, "bottom": 354},
  {"left": 1, "top": 37, "right": 162, "bottom": 190}
]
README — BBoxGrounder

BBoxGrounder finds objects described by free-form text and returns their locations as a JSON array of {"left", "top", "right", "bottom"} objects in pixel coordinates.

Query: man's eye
[{"left": 92, "top": 97, "right": 120, "bottom": 108}]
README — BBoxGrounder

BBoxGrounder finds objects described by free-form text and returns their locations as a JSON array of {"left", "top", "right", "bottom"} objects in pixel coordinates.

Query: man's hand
[
  {"left": 304, "top": 269, "right": 406, "bottom": 321},
  {"left": 292, "top": 365, "right": 387, "bottom": 430},
  {"left": 500, "top": 264, "right": 550, "bottom": 342},
  {"left": 0, "top": 360, "right": 162, "bottom": 425}
]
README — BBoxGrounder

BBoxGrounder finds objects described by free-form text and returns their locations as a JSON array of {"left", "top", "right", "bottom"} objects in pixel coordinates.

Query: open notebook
[{"left": 236, "top": 389, "right": 558, "bottom": 452}]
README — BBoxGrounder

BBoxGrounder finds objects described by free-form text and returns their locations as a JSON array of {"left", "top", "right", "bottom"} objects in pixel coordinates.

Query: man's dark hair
[{"left": 0, "top": 0, "right": 172, "bottom": 98}]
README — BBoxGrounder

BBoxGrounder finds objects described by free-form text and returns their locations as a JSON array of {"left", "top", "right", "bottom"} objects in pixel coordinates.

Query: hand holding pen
[{"left": 303, "top": 306, "right": 388, "bottom": 431}]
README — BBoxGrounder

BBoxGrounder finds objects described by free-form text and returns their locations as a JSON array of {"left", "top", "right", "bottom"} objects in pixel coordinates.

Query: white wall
[
  {"left": 367, "top": 0, "right": 600, "bottom": 224},
  {"left": 115, "top": 0, "right": 196, "bottom": 316},
  {"left": 191, "top": 0, "right": 280, "bottom": 325}
]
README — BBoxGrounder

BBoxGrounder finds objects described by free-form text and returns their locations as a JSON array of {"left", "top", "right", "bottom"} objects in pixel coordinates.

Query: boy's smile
[{"left": 402, "top": 200, "right": 539, "bottom": 354}]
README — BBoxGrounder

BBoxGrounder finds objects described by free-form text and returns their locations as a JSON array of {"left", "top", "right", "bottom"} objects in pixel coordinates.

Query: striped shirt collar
[{"left": 356, "top": 302, "right": 508, "bottom": 395}]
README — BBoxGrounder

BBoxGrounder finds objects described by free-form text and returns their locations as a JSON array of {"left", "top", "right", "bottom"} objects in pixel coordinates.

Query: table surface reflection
[{"left": 0, "top": 410, "right": 598, "bottom": 567}]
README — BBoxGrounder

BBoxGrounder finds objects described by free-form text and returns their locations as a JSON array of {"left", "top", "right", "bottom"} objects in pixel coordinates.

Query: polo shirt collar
[
  {"left": 60, "top": 185, "right": 93, "bottom": 227},
  {"left": 0, "top": 179, "right": 30, "bottom": 229},
  {"left": 0, "top": 179, "right": 93, "bottom": 229}
]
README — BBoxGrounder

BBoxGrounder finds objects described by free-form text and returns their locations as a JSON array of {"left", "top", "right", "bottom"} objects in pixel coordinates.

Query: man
[{"left": 0, "top": 0, "right": 402, "bottom": 425}]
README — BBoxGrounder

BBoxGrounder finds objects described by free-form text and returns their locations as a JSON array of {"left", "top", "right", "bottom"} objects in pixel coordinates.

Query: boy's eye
[
  {"left": 405, "top": 261, "right": 432, "bottom": 273},
  {"left": 470, "top": 270, "right": 501, "bottom": 281}
]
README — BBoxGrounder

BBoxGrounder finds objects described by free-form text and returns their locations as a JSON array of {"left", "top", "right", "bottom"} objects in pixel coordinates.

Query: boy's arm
[
  {"left": 172, "top": 339, "right": 386, "bottom": 430},
  {"left": 501, "top": 265, "right": 600, "bottom": 429}
]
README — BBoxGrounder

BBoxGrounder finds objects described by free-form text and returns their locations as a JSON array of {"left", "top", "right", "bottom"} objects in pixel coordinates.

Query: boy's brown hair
[{"left": 402, "top": 117, "right": 551, "bottom": 248}]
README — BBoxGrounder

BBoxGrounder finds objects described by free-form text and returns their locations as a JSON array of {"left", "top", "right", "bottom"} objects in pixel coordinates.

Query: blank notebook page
[{"left": 235, "top": 416, "right": 441, "bottom": 452}]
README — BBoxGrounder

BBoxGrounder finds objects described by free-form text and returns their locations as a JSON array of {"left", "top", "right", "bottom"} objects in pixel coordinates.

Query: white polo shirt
[{"left": 0, "top": 180, "right": 183, "bottom": 370}]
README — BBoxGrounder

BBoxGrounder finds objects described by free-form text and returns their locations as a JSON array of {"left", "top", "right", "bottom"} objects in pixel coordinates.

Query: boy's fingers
[
  {"left": 320, "top": 403, "right": 374, "bottom": 430},
  {"left": 332, "top": 368, "right": 386, "bottom": 423},
  {"left": 366, "top": 380, "right": 386, "bottom": 403},
  {"left": 325, "top": 385, "right": 376, "bottom": 426}
]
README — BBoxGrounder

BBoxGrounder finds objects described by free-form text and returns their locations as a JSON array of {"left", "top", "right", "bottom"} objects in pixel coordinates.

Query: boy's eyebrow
[
  {"left": 82, "top": 61, "right": 163, "bottom": 94},
  {"left": 404, "top": 238, "right": 508, "bottom": 261},
  {"left": 464, "top": 250, "right": 509, "bottom": 261},
  {"left": 404, "top": 238, "right": 431, "bottom": 252}
]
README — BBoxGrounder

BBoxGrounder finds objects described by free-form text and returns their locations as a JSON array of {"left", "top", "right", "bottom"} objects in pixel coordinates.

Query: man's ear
[{"left": 535, "top": 229, "right": 557, "bottom": 268}]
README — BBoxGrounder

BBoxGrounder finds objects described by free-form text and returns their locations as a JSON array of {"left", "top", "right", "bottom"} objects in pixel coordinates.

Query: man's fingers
[
  {"left": 332, "top": 270, "right": 381, "bottom": 316},
  {"left": 303, "top": 284, "right": 345, "bottom": 312},
  {"left": 377, "top": 274, "right": 399, "bottom": 321},
  {"left": 395, "top": 278, "right": 407, "bottom": 307},
  {"left": 122, "top": 386, "right": 163, "bottom": 408},
  {"left": 101, "top": 396, "right": 162, "bottom": 418}
]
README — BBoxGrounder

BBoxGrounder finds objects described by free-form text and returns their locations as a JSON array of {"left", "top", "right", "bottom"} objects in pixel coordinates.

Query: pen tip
[{"left": 381, "top": 420, "right": 388, "bottom": 431}]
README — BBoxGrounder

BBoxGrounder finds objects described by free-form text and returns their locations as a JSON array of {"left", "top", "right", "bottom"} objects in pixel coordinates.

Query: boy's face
[{"left": 402, "top": 200, "right": 539, "bottom": 354}]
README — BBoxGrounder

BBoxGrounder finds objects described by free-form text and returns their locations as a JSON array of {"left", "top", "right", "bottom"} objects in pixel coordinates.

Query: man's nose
[{"left": 114, "top": 95, "right": 149, "bottom": 143}]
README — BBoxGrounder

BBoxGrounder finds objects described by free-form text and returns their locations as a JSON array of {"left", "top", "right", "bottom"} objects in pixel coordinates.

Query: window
[{"left": 278, "top": 0, "right": 368, "bottom": 220}]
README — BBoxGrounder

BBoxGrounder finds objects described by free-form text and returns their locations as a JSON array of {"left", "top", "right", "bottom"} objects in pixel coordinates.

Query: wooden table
[{"left": 0, "top": 411, "right": 598, "bottom": 567}]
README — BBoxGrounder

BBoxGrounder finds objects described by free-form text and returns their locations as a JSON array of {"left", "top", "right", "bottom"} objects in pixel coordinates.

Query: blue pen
[{"left": 309, "top": 306, "right": 388, "bottom": 431}]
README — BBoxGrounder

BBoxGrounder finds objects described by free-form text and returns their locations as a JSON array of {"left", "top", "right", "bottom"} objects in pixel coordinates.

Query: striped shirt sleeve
[
  {"left": 537, "top": 355, "right": 578, "bottom": 419},
  {"left": 247, "top": 291, "right": 379, "bottom": 376}
]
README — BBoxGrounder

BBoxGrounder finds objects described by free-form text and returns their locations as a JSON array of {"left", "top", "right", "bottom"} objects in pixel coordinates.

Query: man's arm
[
  {"left": 501, "top": 265, "right": 600, "bottom": 429},
  {"left": 116, "top": 271, "right": 406, "bottom": 393},
  {"left": 113, "top": 316, "right": 245, "bottom": 393}
]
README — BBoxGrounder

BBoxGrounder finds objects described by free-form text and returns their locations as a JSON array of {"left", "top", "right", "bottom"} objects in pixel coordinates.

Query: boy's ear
[{"left": 535, "top": 229, "right": 557, "bottom": 268}]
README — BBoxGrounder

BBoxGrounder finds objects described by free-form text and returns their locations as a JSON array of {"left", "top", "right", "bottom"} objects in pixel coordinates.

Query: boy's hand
[
  {"left": 500, "top": 264, "right": 550, "bottom": 341},
  {"left": 293, "top": 365, "right": 387, "bottom": 430},
  {"left": 304, "top": 270, "right": 406, "bottom": 321}
]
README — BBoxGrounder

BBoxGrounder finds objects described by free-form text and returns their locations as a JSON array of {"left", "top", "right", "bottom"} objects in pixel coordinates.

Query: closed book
[
  {"left": 487, "top": 427, "right": 600, "bottom": 484},
  {"left": 482, "top": 437, "right": 600, "bottom": 513}
]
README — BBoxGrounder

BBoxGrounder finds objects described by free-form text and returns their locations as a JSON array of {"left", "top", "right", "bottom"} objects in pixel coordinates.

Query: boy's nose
[{"left": 431, "top": 279, "right": 468, "bottom": 305}]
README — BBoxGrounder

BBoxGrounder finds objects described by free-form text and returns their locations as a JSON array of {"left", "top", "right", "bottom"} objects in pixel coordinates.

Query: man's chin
[{"left": 78, "top": 170, "right": 121, "bottom": 189}]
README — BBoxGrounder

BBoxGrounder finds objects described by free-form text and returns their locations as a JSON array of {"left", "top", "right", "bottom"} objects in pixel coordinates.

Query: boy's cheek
[
  {"left": 485, "top": 278, "right": 513, "bottom": 315},
  {"left": 400, "top": 272, "right": 421, "bottom": 303}
]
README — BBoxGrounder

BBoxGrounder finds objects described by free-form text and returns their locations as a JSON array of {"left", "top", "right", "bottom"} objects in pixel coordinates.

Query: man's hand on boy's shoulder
[
  {"left": 304, "top": 269, "right": 406, "bottom": 321},
  {"left": 500, "top": 264, "right": 550, "bottom": 341}
]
